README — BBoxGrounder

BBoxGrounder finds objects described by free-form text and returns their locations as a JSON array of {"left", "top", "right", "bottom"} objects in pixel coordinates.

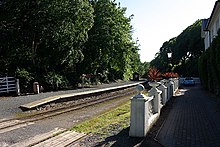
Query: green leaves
[
  {"left": 82, "top": 0, "right": 140, "bottom": 80},
  {"left": 151, "top": 20, "right": 204, "bottom": 77},
  {"left": 0, "top": 0, "right": 141, "bottom": 91},
  {"left": 199, "top": 30, "right": 220, "bottom": 95}
]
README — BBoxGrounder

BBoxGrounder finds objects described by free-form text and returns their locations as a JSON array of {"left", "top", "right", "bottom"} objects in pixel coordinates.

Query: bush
[
  {"left": 43, "top": 72, "right": 68, "bottom": 91},
  {"left": 15, "top": 68, "right": 34, "bottom": 93},
  {"left": 199, "top": 30, "right": 220, "bottom": 95}
]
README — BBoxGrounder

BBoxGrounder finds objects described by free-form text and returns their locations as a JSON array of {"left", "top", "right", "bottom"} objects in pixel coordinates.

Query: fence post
[
  {"left": 164, "top": 79, "right": 170, "bottom": 101},
  {"left": 129, "top": 84, "right": 150, "bottom": 137},
  {"left": 148, "top": 82, "right": 162, "bottom": 113},
  {"left": 6, "top": 76, "right": 9, "bottom": 93},
  {"left": 16, "top": 79, "right": 20, "bottom": 95},
  {"left": 158, "top": 80, "right": 168, "bottom": 105},
  {"left": 169, "top": 79, "right": 174, "bottom": 97}
]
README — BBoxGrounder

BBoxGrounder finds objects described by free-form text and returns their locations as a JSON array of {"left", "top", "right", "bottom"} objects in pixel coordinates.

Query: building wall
[
  {"left": 204, "top": 2, "right": 220, "bottom": 50},
  {"left": 204, "top": 31, "right": 210, "bottom": 50}
]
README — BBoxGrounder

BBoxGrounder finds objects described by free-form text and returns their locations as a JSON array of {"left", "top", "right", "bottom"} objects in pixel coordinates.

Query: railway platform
[
  {"left": 0, "top": 80, "right": 144, "bottom": 119},
  {"left": 2, "top": 80, "right": 220, "bottom": 146}
]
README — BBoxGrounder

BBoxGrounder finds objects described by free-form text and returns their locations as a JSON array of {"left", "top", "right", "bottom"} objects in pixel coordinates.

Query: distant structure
[{"left": 201, "top": 0, "right": 220, "bottom": 50}]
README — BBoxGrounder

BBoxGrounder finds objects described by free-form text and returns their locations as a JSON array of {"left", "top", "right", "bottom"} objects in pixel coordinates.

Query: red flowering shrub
[
  {"left": 162, "top": 72, "right": 179, "bottom": 79},
  {"left": 148, "top": 67, "right": 162, "bottom": 81}
]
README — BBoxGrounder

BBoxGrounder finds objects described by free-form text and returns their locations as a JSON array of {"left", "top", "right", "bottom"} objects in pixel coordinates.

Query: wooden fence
[{"left": 0, "top": 76, "right": 20, "bottom": 95}]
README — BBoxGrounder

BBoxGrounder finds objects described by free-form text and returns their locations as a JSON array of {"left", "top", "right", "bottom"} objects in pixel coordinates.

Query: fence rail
[{"left": 0, "top": 76, "right": 20, "bottom": 95}]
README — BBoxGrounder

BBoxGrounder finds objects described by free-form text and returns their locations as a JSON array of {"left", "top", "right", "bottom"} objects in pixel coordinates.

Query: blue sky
[{"left": 116, "top": 0, "right": 217, "bottom": 62}]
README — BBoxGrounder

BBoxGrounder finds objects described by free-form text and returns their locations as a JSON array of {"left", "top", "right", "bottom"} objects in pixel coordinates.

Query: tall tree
[
  {"left": 0, "top": 0, "right": 94, "bottom": 76},
  {"left": 0, "top": 0, "right": 94, "bottom": 89},
  {"left": 150, "top": 20, "right": 204, "bottom": 76},
  {"left": 81, "top": 0, "right": 140, "bottom": 80}
]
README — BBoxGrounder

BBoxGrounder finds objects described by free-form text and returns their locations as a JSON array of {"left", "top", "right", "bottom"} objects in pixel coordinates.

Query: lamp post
[
  {"left": 167, "top": 52, "right": 172, "bottom": 59},
  {"left": 167, "top": 51, "right": 172, "bottom": 71}
]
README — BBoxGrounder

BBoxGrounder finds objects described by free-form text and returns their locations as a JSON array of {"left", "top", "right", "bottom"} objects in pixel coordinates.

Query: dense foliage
[
  {"left": 0, "top": 0, "right": 141, "bottom": 92},
  {"left": 80, "top": 0, "right": 140, "bottom": 81},
  {"left": 150, "top": 20, "right": 204, "bottom": 77},
  {"left": 198, "top": 30, "right": 220, "bottom": 96}
]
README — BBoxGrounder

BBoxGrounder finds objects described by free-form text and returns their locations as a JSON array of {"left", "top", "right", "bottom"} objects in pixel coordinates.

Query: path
[{"left": 156, "top": 85, "right": 220, "bottom": 147}]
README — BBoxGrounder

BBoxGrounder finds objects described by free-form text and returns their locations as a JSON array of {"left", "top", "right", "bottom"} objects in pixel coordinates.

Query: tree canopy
[
  {"left": 150, "top": 20, "right": 204, "bottom": 77},
  {"left": 0, "top": 0, "right": 141, "bottom": 92},
  {"left": 80, "top": 0, "right": 140, "bottom": 81}
]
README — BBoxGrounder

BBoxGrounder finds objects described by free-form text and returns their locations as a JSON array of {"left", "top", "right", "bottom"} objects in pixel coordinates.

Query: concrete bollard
[
  {"left": 177, "top": 78, "right": 179, "bottom": 90},
  {"left": 158, "top": 80, "right": 168, "bottom": 105},
  {"left": 148, "top": 82, "right": 162, "bottom": 113},
  {"left": 169, "top": 79, "right": 174, "bottom": 97},
  {"left": 166, "top": 79, "right": 173, "bottom": 100},
  {"left": 173, "top": 78, "right": 178, "bottom": 92},
  {"left": 129, "top": 84, "right": 151, "bottom": 137},
  {"left": 174, "top": 78, "right": 179, "bottom": 93},
  {"left": 164, "top": 79, "right": 170, "bottom": 101}
]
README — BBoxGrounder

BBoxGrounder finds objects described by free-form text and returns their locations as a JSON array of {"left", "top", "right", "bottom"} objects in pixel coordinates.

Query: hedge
[{"left": 199, "top": 30, "right": 220, "bottom": 95}]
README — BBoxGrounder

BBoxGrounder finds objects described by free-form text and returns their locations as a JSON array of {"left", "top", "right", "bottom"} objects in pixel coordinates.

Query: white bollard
[
  {"left": 129, "top": 84, "right": 150, "bottom": 137},
  {"left": 173, "top": 78, "right": 178, "bottom": 92},
  {"left": 148, "top": 82, "right": 162, "bottom": 113},
  {"left": 158, "top": 80, "right": 168, "bottom": 105},
  {"left": 164, "top": 79, "right": 170, "bottom": 101},
  {"left": 169, "top": 79, "right": 174, "bottom": 97}
]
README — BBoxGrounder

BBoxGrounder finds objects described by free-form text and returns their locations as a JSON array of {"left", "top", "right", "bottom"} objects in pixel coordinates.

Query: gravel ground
[{"left": 0, "top": 81, "right": 141, "bottom": 119}]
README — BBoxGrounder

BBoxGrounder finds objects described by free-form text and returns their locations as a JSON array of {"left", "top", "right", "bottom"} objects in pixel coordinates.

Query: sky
[{"left": 115, "top": 0, "right": 217, "bottom": 62}]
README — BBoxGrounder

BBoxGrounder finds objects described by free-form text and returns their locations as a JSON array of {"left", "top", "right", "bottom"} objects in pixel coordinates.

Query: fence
[
  {"left": 129, "top": 78, "right": 179, "bottom": 137},
  {"left": 0, "top": 76, "right": 20, "bottom": 95}
]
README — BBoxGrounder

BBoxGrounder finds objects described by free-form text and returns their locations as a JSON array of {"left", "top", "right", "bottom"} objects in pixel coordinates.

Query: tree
[
  {"left": 0, "top": 0, "right": 141, "bottom": 91},
  {"left": 150, "top": 20, "right": 204, "bottom": 77},
  {"left": 81, "top": 0, "right": 140, "bottom": 81},
  {"left": 0, "top": 0, "right": 94, "bottom": 89}
]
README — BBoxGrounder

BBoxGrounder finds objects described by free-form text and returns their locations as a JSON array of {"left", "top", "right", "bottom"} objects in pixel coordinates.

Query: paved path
[{"left": 156, "top": 85, "right": 220, "bottom": 147}]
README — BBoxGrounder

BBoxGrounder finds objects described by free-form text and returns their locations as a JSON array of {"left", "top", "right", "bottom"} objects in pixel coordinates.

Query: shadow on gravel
[
  {"left": 95, "top": 127, "right": 163, "bottom": 147},
  {"left": 95, "top": 127, "right": 142, "bottom": 147}
]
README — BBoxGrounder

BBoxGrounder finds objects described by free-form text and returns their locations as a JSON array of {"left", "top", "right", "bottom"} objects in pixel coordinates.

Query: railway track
[{"left": 0, "top": 86, "right": 137, "bottom": 134}]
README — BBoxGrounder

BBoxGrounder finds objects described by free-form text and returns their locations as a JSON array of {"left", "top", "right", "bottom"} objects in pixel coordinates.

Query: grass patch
[{"left": 71, "top": 101, "right": 131, "bottom": 134}]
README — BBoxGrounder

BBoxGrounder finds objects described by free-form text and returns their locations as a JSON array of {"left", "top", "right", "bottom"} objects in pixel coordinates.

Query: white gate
[{"left": 0, "top": 76, "right": 20, "bottom": 95}]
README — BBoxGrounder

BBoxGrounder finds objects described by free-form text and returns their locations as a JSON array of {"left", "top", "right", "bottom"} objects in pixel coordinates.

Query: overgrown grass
[{"left": 71, "top": 101, "right": 131, "bottom": 134}]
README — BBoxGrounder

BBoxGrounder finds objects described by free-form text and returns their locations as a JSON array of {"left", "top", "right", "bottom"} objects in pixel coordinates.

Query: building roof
[
  {"left": 202, "top": 19, "right": 209, "bottom": 31},
  {"left": 205, "top": 0, "right": 220, "bottom": 31}
]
